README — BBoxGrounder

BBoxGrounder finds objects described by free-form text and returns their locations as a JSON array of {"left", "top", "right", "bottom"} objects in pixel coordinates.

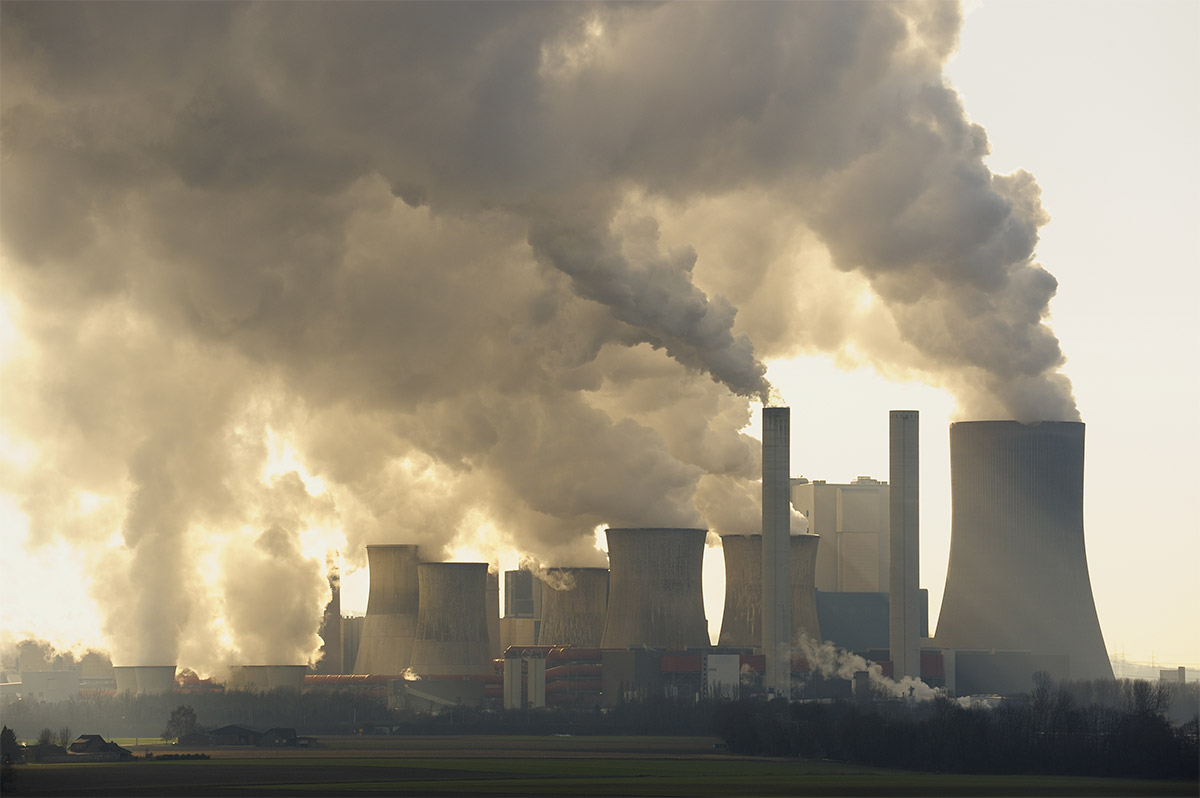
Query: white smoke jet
[{"left": 796, "top": 633, "right": 940, "bottom": 702}]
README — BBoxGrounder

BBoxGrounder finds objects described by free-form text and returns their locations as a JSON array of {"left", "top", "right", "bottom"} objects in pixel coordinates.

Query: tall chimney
[
  {"left": 601, "top": 528, "right": 709, "bottom": 649},
  {"left": 935, "top": 421, "right": 1112, "bottom": 680},
  {"left": 762, "top": 407, "right": 791, "bottom": 697},
  {"left": 354, "top": 544, "right": 420, "bottom": 674},
  {"left": 889, "top": 410, "right": 920, "bottom": 679}
]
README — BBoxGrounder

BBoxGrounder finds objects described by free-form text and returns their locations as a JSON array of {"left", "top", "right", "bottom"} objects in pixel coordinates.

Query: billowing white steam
[
  {"left": 796, "top": 634, "right": 939, "bottom": 702},
  {"left": 0, "top": 2, "right": 1076, "bottom": 671}
]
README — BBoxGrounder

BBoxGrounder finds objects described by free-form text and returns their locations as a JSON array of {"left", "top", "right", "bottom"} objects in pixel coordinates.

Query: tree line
[{"left": 714, "top": 676, "right": 1198, "bottom": 780}]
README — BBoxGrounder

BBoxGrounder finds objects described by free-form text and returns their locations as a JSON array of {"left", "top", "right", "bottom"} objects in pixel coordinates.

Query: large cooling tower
[
  {"left": 601, "top": 528, "right": 709, "bottom": 649},
  {"left": 408, "top": 562, "right": 492, "bottom": 676},
  {"left": 354, "top": 544, "right": 420, "bottom": 674},
  {"left": 935, "top": 421, "right": 1113, "bottom": 680},
  {"left": 113, "top": 665, "right": 176, "bottom": 695},
  {"left": 538, "top": 567, "right": 609, "bottom": 646},
  {"left": 718, "top": 534, "right": 821, "bottom": 648}
]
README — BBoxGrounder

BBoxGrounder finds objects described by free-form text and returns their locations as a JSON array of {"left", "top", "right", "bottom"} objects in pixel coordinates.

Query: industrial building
[{"left": 74, "top": 413, "right": 1118, "bottom": 707}]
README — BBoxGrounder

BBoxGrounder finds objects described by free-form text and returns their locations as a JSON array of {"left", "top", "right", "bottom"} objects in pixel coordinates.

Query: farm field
[{"left": 10, "top": 735, "right": 1196, "bottom": 797}]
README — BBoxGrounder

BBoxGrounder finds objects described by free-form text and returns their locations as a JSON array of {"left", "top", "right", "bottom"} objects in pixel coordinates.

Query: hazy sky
[{"left": 1, "top": 1, "right": 1196, "bottom": 672}]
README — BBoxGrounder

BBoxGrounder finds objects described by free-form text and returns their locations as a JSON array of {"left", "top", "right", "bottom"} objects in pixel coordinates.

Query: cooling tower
[
  {"left": 130, "top": 665, "right": 176, "bottom": 695},
  {"left": 601, "top": 528, "right": 709, "bottom": 649},
  {"left": 354, "top": 544, "right": 420, "bottom": 675},
  {"left": 538, "top": 567, "right": 610, "bottom": 646},
  {"left": 718, "top": 534, "right": 821, "bottom": 648},
  {"left": 935, "top": 421, "right": 1113, "bottom": 680},
  {"left": 113, "top": 666, "right": 138, "bottom": 695},
  {"left": 408, "top": 562, "right": 492, "bottom": 676}
]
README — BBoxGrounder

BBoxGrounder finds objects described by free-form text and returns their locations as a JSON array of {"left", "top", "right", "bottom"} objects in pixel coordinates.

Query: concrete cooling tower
[
  {"left": 601, "top": 528, "right": 709, "bottom": 650},
  {"left": 113, "top": 665, "right": 177, "bottom": 695},
  {"left": 538, "top": 567, "right": 609, "bottom": 646},
  {"left": 718, "top": 534, "right": 821, "bottom": 648},
  {"left": 354, "top": 544, "right": 420, "bottom": 675},
  {"left": 935, "top": 421, "right": 1113, "bottom": 680},
  {"left": 408, "top": 562, "right": 492, "bottom": 676}
]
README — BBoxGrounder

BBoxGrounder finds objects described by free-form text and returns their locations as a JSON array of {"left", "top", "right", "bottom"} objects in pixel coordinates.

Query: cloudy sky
[{"left": 1, "top": 1, "right": 1196, "bottom": 673}]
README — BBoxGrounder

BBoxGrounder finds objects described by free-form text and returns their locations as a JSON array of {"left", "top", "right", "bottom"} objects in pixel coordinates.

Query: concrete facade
[
  {"left": 601, "top": 528, "right": 709, "bottom": 650},
  {"left": 889, "top": 410, "right": 920, "bottom": 679},
  {"left": 792, "top": 477, "right": 890, "bottom": 594},
  {"left": 762, "top": 407, "right": 791, "bottom": 696},
  {"left": 719, "top": 533, "right": 821, "bottom": 649},
  {"left": 538, "top": 567, "right": 609, "bottom": 647},
  {"left": 934, "top": 421, "right": 1113, "bottom": 680},
  {"left": 409, "top": 562, "right": 492, "bottom": 676},
  {"left": 354, "top": 544, "right": 420, "bottom": 675}
]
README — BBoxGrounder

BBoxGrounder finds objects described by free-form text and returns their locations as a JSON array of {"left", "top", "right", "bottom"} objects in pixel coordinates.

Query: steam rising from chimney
[{"left": 0, "top": 2, "right": 1078, "bottom": 671}]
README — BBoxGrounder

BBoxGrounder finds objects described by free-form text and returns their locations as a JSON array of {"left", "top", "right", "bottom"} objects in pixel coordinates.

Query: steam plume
[{"left": 1, "top": 2, "right": 1077, "bottom": 670}]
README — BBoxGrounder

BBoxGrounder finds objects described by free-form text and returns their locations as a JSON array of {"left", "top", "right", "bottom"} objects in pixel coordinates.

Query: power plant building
[
  {"left": 792, "top": 476, "right": 890, "bottom": 594},
  {"left": 934, "top": 421, "right": 1113, "bottom": 681}
]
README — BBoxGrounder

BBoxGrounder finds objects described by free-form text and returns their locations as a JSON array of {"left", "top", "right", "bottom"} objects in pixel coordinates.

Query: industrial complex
[{"left": 3, "top": 412, "right": 1126, "bottom": 709}]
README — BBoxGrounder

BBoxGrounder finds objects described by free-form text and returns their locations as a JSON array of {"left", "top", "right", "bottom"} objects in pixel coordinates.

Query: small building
[
  {"left": 67, "top": 735, "right": 133, "bottom": 760},
  {"left": 258, "top": 728, "right": 297, "bottom": 747},
  {"left": 206, "top": 724, "right": 261, "bottom": 746}
]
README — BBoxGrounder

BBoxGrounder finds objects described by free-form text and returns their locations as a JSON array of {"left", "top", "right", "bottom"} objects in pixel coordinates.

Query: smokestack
[
  {"left": 538, "top": 567, "right": 610, "bottom": 647},
  {"left": 354, "top": 544, "right": 420, "bottom": 675},
  {"left": 486, "top": 570, "right": 501, "bottom": 658},
  {"left": 889, "top": 410, "right": 920, "bottom": 679},
  {"left": 762, "top": 407, "right": 791, "bottom": 695},
  {"left": 408, "top": 562, "right": 492, "bottom": 676},
  {"left": 719, "top": 534, "right": 821, "bottom": 648},
  {"left": 935, "top": 421, "right": 1112, "bottom": 680},
  {"left": 601, "top": 528, "right": 709, "bottom": 649}
]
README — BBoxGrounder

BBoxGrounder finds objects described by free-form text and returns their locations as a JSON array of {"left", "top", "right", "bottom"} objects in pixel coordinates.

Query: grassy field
[{"left": 10, "top": 735, "right": 1197, "bottom": 796}]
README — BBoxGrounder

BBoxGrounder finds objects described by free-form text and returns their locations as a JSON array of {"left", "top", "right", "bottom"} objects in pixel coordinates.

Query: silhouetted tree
[
  {"left": 163, "top": 705, "right": 200, "bottom": 741},
  {"left": 57, "top": 725, "right": 72, "bottom": 748}
]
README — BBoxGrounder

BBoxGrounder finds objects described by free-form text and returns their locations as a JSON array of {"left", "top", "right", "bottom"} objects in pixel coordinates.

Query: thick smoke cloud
[{"left": 1, "top": 2, "right": 1077, "bottom": 671}]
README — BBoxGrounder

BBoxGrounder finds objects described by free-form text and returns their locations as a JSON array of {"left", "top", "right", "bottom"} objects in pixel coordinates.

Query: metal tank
[
  {"left": 408, "top": 562, "right": 492, "bottom": 676},
  {"left": 718, "top": 534, "right": 821, "bottom": 648},
  {"left": 934, "top": 421, "right": 1113, "bottom": 680},
  {"left": 538, "top": 567, "right": 609, "bottom": 647},
  {"left": 601, "top": 528, "right": 709, "bottom": 649},
  {"left": 353, "top": 544, "right": 420, "bottom": 675}
]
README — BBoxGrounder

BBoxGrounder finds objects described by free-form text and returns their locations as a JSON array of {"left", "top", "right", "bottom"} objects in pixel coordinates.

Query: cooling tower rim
[
  {"left": 605, "top": 527, "right": 708, "bottom": 534},
  {"left": 417, "top": 560, "right": 489, "bottom": 569},
  {"left": 719, "top": 532, "right": 819, "bottom": 540},
  {"left": 950, "top": 420, "right": 1083, "bottom": 429},
  {"left": 542, "top": 566, "right": 610, "bottom": 573},
  {"left": 366, "top": 543, "right": 422, "bottom": 551},
  {"left": 113, "top": 664, "right": 176, "bottom": 668}
]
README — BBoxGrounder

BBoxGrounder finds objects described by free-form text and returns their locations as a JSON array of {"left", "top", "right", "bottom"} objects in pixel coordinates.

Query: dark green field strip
[
  {"left": 15, "top": 757, "right": 1196, "bottom": 798},
  {"left": 316, "top": 734, "right": 725, "bottom": 755}
]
